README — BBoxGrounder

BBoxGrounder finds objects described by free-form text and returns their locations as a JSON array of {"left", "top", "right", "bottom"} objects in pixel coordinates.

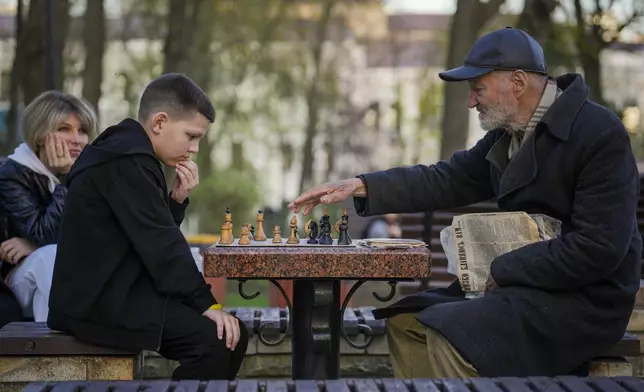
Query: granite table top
[{"left": 203, "top": 239, "right": 432, "bottom": 279}]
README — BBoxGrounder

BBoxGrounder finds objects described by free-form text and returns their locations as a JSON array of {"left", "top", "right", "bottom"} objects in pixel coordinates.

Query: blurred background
[{"left": 0, "top": 0, "right": 642, "bottom": 306}]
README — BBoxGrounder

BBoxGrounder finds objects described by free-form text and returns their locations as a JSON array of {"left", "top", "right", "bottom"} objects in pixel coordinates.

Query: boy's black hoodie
[{"left": 48, "top": 118, "right": 215, "bottom": 350}]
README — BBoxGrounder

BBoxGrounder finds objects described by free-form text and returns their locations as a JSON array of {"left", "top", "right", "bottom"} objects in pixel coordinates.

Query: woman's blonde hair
[{"left": 22, "top": 91, "right": 99, "bottom": 153}]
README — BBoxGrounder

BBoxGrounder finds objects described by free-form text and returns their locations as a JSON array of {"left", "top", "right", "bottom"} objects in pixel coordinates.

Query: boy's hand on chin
[{"left": 171, "top": 160, "right": 199, "bottom": 203}]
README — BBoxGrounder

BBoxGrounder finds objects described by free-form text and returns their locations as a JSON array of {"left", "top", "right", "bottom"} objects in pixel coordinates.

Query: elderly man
[{"left": 288, "top": 27, "right": 642, "bottom": 378}]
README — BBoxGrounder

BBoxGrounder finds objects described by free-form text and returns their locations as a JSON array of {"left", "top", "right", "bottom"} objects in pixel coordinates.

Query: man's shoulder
[{"left": 572, "top": 100, "right": 627, "bottom": 140}]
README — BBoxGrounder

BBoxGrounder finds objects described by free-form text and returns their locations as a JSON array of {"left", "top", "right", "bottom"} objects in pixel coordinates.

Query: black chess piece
[
  {"left": 307, "top": 221, "right": 319, "bottom": 244},
  {"left": 341, "top": 208, "right": 352, "bottom": 243},
  {"left": 337, "top": 217, "right": 351, "bottom": 245},
  {"left": 318, "top": 218, "right": 333, "bottom": 245},
  {"left": 318, "top": 214, "right": 331, "bottom": 240}
]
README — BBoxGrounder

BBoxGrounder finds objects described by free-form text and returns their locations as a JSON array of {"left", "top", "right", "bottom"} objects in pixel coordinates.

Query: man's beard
[{"left": 478, "top": 103, "right": 522, "bottom": 133}]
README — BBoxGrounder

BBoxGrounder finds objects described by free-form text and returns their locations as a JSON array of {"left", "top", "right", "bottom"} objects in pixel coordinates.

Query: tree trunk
[
  {"left": 19, "top": 0, "right": 70, "bottom": 104},
  {"left": 579, "top": 53, "right": 603, "bottom": 105},
  {"left": 439, "top": 0, "right": 504, "bottom": 160},
  {"left": 516, "top": 0, "right": 558, "bottom": 42},
  {"left": 82, "top": 0, "right": 105, "bottom": 114},
  {"left": 3, "top": 0, "right": 24, "bottom": 156},
  {"left": 298, "top": 0, "right": 336, "bottom": 194}
]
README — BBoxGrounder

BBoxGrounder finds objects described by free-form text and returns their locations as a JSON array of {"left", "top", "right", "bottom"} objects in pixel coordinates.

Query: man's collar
[{"left": 538, "top": 73, "right": 589, "bottom": 141}]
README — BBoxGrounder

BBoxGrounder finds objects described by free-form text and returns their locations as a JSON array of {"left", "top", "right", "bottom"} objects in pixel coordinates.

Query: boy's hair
[
  {"left": 23, "top": 90, "right": 99, "bottom": 154},
  {"left": 138, "top": 73, "right": 215, "bottom": 123}
]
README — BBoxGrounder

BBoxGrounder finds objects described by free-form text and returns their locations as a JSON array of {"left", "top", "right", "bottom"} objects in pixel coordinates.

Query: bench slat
[
  {"left": 589, "top": 378, "right": 631, "bottom": 392},
  {"left": 351, "top": 378, "right": 380, "bottom": 392},
  {"left": 556, "top": 376, "right": 597, "bottom": 392},
  {"left": 526, "top": 377, "right": 568, "bottom": 392},
  {"left": 323, "top": 379, "right": 350, "bottom": 392},
  {"left": 380, "top": 379, "right": 411, "bottom": 392},
  {"left": 293, "top": 380, "right": 320, "bottom": 392},
  {"left": 409, "top": 379, "right": 442, "bottom": 392},
  {"left": 172, "top": 380, "right": 201, "bottom": 392},
  {"left": 494, "top": 378, "right": 536, "bottom": 392},
  {"left": 440, "top": 379, "right": 473, "bottom": 392},
  {"left": 235, "top": 379, "right": 261, "bottom": 392},
  {"left": 203, "top": 380, "right": 230, "bottom": 392},
  {"left": 467, "top": 378, "right": 505, "bottom": 392},
  {"left": 613, "top": 376, "right": 644, "bottom": 391},
  {"left": 265, "top": 380, "right": 289, "bottom": 392}
]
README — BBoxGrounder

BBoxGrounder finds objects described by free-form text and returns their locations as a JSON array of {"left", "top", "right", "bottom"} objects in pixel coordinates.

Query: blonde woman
[{"left": 0, "top": 91, "right": 98, "bottom": 322}]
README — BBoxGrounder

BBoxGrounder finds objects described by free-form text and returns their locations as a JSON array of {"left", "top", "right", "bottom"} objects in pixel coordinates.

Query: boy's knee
[{"left": 200, "top": 317, "right": 249, "bottom": 351}]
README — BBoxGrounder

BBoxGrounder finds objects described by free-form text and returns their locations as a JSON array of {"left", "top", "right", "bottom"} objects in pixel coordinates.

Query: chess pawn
[
  {"left": 255, "top": 209, "right": 267, "bottom": 241},
  {"left": 272, "top": 226, "right": 282, "bottom": 244},
  {"left": 239, "top": 226, "right": 252, "bottom": 245},
  {"left": 337, "top": 216, "right": 351, "bottom": 245},
  {"left": 287, "top": 215, "right": 299, "bottom": 244}
]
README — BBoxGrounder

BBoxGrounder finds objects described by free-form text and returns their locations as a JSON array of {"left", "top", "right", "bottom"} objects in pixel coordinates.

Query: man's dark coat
[{"left": 354, "top": 73, "right": 642, "bottom": 376}]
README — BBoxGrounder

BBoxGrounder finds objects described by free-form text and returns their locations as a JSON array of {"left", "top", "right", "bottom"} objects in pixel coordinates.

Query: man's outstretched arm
[{"left": 354, "top": 131, "right": 498, "bottom": 216}]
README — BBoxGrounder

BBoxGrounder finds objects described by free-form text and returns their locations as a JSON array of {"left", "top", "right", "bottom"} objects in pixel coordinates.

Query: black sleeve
[
  {"left": 104, "top": 162, "right": 216, "bottom": 313},
  {"left": 353, "top": 131, "right": 497, "bottom": 216},
  {"left": 0, "top": 179, "right": 66, "bottom": 246}
]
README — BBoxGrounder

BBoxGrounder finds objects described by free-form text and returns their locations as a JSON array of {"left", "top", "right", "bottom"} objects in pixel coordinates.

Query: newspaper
[{"left": 440, "top": 212, "right": 561, "bottom": 294}]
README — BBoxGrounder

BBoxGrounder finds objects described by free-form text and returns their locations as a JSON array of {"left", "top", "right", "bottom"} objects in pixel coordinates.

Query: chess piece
[
  {"left": 342, "top": 208, "right": 352, "bottom": 243},
  {"left": 249, "top": 224, "right": 256, "bottom": 240},
  {"left": 272, "top": 226, "right": 282, "bottom": 243},
  {"left": 219, "top": 207, "right": 234, "bottom": 244},
  {"left": 318, "top": 210, "right": 331, "bottom": 239},
  {"left": 307, "top": 220, "right": 319, "bottom": 244},
  {"left": 239, "top": 226, "right": 252, "bottom": 245},
  {"left": 318, "top": 211, "right": 333, "bottom": 245},
  {"left": 287, "top": 215, "right": 299, "bottom": 244},
  {"left": 255, "top": 209, "right": 267, "bottom": 241},
  {"left": 337, "top": 216, "right": 351, "bottom": 245}
]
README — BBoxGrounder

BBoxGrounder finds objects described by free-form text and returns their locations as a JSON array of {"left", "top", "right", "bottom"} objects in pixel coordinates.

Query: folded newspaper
[{"left": 441, "top": 212, "right": 561, "bottom": 293}]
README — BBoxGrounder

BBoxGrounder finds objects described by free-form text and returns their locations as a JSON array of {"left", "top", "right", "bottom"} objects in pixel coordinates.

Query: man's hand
[
  {"left": 41, "top": 133, "right": 74, "bottom": 175},
  {"left": 171, "top": 160, "right": 199, "bottom": 204},
  {"left": 202, "top": 309, "right": 241, "bottom": 350},
  {"left": 0, "top": 238, "right": 36, "bottom": 265},
  {"left": 485, "top": 274, "right": 499, "bottom": 292},
  {"left": 288, "top": 178, "right": 366, "bottom": 215}
]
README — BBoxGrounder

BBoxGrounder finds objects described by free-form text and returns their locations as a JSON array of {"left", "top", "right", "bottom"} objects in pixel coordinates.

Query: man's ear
[
  {"left": 511, "top": 70, "right": 529, "bottom": 97},
  {"left": 150, "top": 112, "right": 169, "bottom": 135}
]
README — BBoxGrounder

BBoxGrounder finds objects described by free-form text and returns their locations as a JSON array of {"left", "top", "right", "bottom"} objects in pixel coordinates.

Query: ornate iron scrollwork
[
  {"left": 339, "top": 280, "right": 374, "bottom": 350},
  {"left": 237, "top": 279, "right": 260, "bottom": 300},
  {"left": 256, "top": 279, "right": 292, "bottom": 347},
  {"left": 372, "top": 280, "right": 397, "bottom": 302}
]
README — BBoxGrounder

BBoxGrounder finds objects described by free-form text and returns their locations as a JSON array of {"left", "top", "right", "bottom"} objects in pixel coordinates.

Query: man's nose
[
  {"left": 468, "top": 91, "right": 478, "bottom": 109},
  {"left": 188, "top": 143, "right": 199, "bottom": 154}
]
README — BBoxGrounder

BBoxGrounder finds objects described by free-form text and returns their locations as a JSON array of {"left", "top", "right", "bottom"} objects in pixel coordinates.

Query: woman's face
[{"left": 51, "top": 113, "right": 89, "bottom": 159}]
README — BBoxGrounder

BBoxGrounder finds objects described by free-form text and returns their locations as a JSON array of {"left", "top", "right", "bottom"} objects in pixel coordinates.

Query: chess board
[{"left": 214, "top": 238, "right": 358, "bottom": 247}]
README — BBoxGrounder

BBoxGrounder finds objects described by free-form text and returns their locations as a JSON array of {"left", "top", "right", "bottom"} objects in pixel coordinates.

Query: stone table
[{"left": 203, "top": 240, "right": 431, "bottom": 380}]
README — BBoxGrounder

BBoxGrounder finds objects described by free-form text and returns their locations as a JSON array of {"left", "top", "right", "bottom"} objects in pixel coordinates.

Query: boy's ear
[{"left": 150, "top": 112, "right": 169, "bottom": 135}]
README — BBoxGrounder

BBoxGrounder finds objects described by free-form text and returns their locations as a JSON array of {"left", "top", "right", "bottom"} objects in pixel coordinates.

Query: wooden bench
[
  {"left": 19, "top": 376, "right": 644, "bottom": 391},
  {"left": 0, "top": 322, "right": 140, "bottom": 389},
  {"left": 139, "top": 306, "right": 640, "bottom": 379}
]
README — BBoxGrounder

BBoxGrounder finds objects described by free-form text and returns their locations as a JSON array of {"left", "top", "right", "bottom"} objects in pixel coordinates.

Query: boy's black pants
[{"left": 159, "top": 300, "right": 249, "bottom": 380}]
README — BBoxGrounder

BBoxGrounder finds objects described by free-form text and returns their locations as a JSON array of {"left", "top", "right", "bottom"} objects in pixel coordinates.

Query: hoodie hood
[{"left": 66, "top": 118, "right": 158, "bottom": 185}]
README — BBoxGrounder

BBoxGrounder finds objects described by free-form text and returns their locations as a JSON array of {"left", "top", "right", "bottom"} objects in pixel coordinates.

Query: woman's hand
[
  {"left": 41, "top": 133, "right": 74, "bottom": 175},
  {"left": 0, "top": 238, "right": 36, "bottom": 265}
]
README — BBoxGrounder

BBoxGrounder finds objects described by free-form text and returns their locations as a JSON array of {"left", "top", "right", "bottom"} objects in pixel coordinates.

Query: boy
[{"left": 48, "top": 74, "right": 247, "bottom": 380}]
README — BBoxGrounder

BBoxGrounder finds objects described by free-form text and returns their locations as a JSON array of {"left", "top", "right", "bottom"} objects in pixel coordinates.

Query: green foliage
[{"left": 189, "top": 167, "right": 261, "bottom": 235}]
